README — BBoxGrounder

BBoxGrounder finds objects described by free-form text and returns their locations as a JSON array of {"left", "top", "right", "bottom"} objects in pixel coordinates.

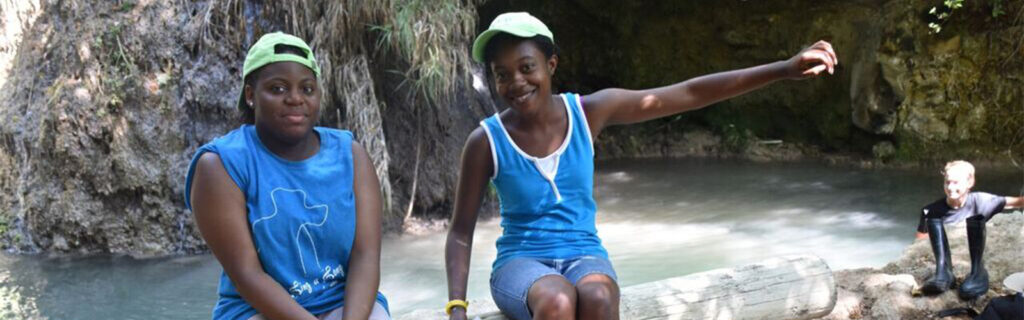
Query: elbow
[
  {"left": 350, "top": 248, "right": 381, "bottom": 267},
  {"left": 348, "top": 257, "right": 381, "bottom": 281},
  {"left": 445, "top": 233, "right": 473, "bottom": 256},
  {"left": 349, "top": 242, "right": 382, "bottom": 269},
  {"left": 446, "top": 228, "right": 470, "bottom": 245}
]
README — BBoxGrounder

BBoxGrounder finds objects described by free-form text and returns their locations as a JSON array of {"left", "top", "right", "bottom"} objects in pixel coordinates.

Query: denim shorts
[{"left": 489, "top": 255, "right": 617, "bottom": 320}]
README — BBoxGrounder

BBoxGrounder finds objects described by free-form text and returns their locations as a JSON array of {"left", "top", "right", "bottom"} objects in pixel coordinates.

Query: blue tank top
[
  {"left": 184, "top": 125, "right": 389, "bottom": 320},
  {"left": 480, "top": 93, "right": 608, "bottom": 270}
]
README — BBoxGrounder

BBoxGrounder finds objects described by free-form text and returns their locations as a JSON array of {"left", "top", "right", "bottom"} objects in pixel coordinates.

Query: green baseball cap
[
  {"left": 472, "top": 12, "right": 554, "bottom": 63},
  {"left": 242, "top": 31, "right": 320, "bottom": 79},
  {"left": 238, "top": 32, "right": 319, "bottom": 110}
]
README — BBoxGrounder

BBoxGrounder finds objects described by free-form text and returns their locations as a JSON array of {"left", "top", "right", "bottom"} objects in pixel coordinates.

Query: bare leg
[
  {"left": 575, "top": 274, "right": 620, "bottom": 320},
  {"left": 527, "top": 274, "right": 577, "bottom": 320}
]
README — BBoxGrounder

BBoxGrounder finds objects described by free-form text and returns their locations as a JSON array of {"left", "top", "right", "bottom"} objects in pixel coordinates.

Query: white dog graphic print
[{"left": 251, "top": 187, "right": 346, "bottom": 297}]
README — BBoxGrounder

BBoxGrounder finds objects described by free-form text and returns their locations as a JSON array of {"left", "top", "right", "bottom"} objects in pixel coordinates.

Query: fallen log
[{"left": 397, "top": 255, "right": 836, "bottom": 320}]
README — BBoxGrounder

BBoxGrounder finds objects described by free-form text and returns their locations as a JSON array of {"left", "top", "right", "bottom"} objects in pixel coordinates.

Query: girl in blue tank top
[
  {"left": 184, "top": 32, "right": 390, "bottom": 320},
  {"left": 444, "top": 12, "right": 838, "bottom": 320}
]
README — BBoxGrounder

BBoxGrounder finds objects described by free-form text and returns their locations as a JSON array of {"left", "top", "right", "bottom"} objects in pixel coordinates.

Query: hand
[
  {"left": 449, "top": 308, "right": 468, "bottom": 320},
  {"left": 785, "top": 40, "right": 838, "bottom": 79}
]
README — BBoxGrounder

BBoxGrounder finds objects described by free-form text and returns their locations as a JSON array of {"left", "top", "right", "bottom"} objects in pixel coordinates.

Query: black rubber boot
[
  {"left": 921, "top": 218, "right": 955, "bottom": 294},
  {"left": 958, "top": 217, "right": 988, "bottom": 300}
]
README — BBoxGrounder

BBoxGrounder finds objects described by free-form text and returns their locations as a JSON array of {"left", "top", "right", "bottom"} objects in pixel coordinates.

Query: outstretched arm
[
  {"left": 344, "top": 141, "right": 384, "bottom": 320},
  {"left": 1006, "top": 196, "right": 1023, "bottom": 209},
  {"left": 191, "top": 153, "right": 317, "bottom": 320},
  {"left": 446, "top": 129, "right": 494, "bottom": 320},
  {"left": 582, "top": 41, "right": 838, "bottom": 136}
]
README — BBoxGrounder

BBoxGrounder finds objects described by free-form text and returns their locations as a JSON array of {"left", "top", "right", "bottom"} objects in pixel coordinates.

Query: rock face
[
  {"left": 0, "top": 0, "right": 213, "bottom": 255},
  {"left": 479, "top": 0, "right": 1024, "bottom": 161},
  {"left": 0, "top": 0, "right": 490, "bottom": 255},
  {"left": 0, "top": 0, "right": 1021, "bottom": 255},
  {"left": 824, "top": 213, "right": 1024, "bottom": 319}
]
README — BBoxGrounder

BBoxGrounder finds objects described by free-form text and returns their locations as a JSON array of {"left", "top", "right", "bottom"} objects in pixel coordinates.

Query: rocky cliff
[
  {"left": 0, "top": 0, "right": 1020, "bottom": 255},
  {"left": 0, "top": 0, "right": 491, "bottom": 255},
  {"left": 480, "top": 0, "right": 1024, "bottom": 162}
]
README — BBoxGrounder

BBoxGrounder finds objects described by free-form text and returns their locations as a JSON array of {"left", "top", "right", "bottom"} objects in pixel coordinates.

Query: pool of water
[{"left": 1, "top": 158, "right": 1019, "bottom": 319}]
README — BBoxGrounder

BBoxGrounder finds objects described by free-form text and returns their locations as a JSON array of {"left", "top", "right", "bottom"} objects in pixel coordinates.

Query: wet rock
[
  {"left": 872, "top": 141, "right": 896, "bottom": 160},
  {"left": 824, "top": 213, "right": 1024, "bottom": 319}
]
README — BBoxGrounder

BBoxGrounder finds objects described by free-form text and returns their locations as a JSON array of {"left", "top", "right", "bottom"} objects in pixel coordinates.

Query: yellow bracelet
[{"left": 445, "top": 299, "right": 469, "bottom": 315}]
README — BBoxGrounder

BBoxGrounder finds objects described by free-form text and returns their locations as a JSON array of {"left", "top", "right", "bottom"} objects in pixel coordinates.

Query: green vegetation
[
  {"left": 116, "top": 0, "right": 136, "bottom": 12},
  {"left": 720, "top": 124, "right": 753, "bottom": 153},
  {"left": 91, "top": 20, "right": 137, "bottom": 113},
  {"left": 371, "top": 0, "right": 480, "bottom": 107},
  {"left": 928, "top": 0, "right": 965, "bottom": 33},
  {"left": 0, "top": 214, "right": 8, "bottom": 237},
  {"left": 202, "top": 0, "right": 480, "bottom": 112},
  {"left": 929, "top": 0, "right": 1009, "bottom": 33}
]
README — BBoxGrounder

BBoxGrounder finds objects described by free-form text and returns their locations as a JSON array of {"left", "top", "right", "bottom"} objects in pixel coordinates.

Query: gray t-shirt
[{"left": 916, "top": 192, "right": 1007, "bottom": 233}]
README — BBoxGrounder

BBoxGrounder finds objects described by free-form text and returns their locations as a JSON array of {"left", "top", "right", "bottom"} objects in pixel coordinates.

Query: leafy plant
[
  {"left": 929, "top": 0, "right": 1008, "bottom": 33},
  {"left": 721, "top": 124, "right": 753, "bottom": 153},
  {"left": 929, "top": 0, "right": 965, "bottom": 33},
  {"left": 371, "top": 0, "right": 479, "bottom": 107}
]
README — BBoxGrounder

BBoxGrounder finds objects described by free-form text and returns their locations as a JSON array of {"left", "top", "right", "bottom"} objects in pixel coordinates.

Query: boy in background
[{"left": 916, "top": 160, "right": 1023, "bottom": 299}]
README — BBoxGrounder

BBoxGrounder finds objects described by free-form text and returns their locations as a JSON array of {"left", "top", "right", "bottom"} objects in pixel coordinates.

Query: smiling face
[
  {"left": 488, "top": 38, "right": 557, "bottom": 113},
  {"left": 943, "top": 166, "right": 974, "bottom": 205},
  {"left": 244, "top": 61, "right": 320, "bottom": 144}
]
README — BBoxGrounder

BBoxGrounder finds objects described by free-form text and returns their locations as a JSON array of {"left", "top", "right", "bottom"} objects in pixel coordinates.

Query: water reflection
[
  {"left": 0, "top": 259, "right": 42, "bottom": 319},
  {"left": 0, "top": 254, "right": 220, "bottom": 319}
]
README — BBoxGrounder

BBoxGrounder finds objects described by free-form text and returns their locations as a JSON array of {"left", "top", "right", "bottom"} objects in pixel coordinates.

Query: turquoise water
[{"left": 1, "top": 159, "right": 1019, "bottom": 319}]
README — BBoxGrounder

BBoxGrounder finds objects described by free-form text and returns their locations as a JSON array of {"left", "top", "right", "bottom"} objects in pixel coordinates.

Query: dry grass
[
  {"left": 271, "top": 0, "right": 480, "bottom": 106},
  {"left": 196, "top": 0, "right": 245, "bottom": 51},
  {"left": 337, "top": 55, "right": 394, "bottom": 213},
  {"left": 372, "top": 0, "right": 480, "bottom": 106}
]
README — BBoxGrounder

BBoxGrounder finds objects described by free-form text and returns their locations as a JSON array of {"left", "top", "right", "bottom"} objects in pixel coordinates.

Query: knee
[
  {"left": 577, "top": 281, "right": 619, "bottom": 305},
  {"left": 532, "top": 291, "right": 575, "bottom": 319},
  {"left": 530, "top": 279, "right": 576, "bottom": 319}
]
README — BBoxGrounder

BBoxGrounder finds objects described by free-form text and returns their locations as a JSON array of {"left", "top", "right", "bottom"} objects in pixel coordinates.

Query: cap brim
[
  {"left": 471, "top": 28, "right": 542, "bottom": 63},
  {"left": 1004, "top": 272, "right": 1024, "bottom": 292}
]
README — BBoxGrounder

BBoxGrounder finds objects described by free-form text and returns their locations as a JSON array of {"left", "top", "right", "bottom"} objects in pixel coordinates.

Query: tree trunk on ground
[{"left": 397, "top": 255, "right": 837, "bottom": 320}]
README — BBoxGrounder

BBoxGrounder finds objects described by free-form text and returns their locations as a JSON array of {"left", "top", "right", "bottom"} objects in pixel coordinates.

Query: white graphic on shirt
[
  {"left": 323, "top": 264, "right": 344, "bottom": 280},
  {"left": 288, "top": 265, "right": 346, "bottom": 298},
  {"left": 290, "top": 281, "right": 313, "bottom": 296},
  {"left": 251, "top": 188, "right": 330, "bottom": 276}
]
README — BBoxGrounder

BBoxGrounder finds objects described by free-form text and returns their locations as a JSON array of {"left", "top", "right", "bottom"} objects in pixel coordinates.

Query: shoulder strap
[
  {"left": 479, "top": 115, "right": 502, "bottom": 179},
  {"left": 563, "top": 93, "right": 594, "bottom": 156}
]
